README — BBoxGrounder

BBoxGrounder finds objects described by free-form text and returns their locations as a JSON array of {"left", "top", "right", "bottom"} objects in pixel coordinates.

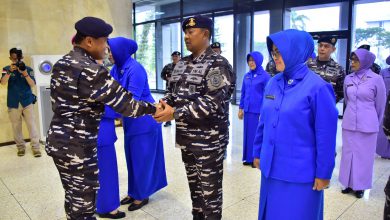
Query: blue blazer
[
  {"left": 253, "top": 69, "right": 338, "bottom": 183},
  {"left": 239, "top": 71, "right": 270, "bottom": 113}
]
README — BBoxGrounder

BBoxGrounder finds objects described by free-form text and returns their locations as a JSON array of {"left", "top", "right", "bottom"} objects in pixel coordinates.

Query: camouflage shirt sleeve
[
  {"left": 78, "top": 66, "right": 156, "bottom": 117},
  {"left": 174, "top": 64, "right": 234, "bottom": 121},
  {"left": 383, "top": 94, "right": 390, "bottom": 138},
  {"left": 162, "top": 81, "right": 175, "bottom": 106},
  {"left": 335, "top": 66, "right": 346, "bottom": 102}
]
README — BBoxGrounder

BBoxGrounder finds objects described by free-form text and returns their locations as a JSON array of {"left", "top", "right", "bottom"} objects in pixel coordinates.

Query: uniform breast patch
[
  {"left": 325, "top": 67, "right": 338, "bottom": 75},
  {"left": 208, "top": 69, "right": 223, "bottom": 87},
  {"left": 189, "top": 84, "right": 196, "bottom": 95}
]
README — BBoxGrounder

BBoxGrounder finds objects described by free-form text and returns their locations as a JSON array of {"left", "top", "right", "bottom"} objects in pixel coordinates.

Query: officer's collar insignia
[
  {"left": 187, "top": 18, "right": 196, "bottom": 27},
  {"left": 120, "top": 69, "right": 124, "bottom": 74},
  {"left": 288, "top": 79, "right": 294, "bottom": 85},
  {"left": 254, "top": 74, "right": 257, "bottom": 77}
]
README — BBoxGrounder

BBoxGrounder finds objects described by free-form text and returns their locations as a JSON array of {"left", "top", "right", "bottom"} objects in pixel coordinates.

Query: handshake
[{"left": 153, "top": 100, "right": 175, "bottom": 123}]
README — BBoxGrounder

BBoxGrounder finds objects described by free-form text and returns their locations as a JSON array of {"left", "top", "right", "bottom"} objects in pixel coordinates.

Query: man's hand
[
  {"left": 312, "top": 178, "right": 330, "bottom": 191},
  {"left": 9, "top": 64, "right": 17, "bottom": 72},
  {"left": 153, "top": 100, "right": 174, "bottom": 122},
  {"left": 154, "top": 103, "right": 164, "bottom": 116},
  {"left": 253, "top": 158, "right": 260, "bottom": 169},
  {"left": 238, "top": 109, "right": 244, "bottom": 120}
]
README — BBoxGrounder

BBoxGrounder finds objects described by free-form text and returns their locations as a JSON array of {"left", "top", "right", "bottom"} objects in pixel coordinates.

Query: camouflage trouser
[
  {"left": 53, "top": 155, "right": 99, "bottom": 220},
  {"left": 385, "top": 176, "right": 390, "bottom": 220},
  {"left": 181, "top": 146, "right": 226, "bottom": 220}
]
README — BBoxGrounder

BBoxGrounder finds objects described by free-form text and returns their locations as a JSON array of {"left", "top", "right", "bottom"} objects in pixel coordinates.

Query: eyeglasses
[
  {"left": 271, "top": 50, "right": 281, "bottom": 59},
  {"left": 349, "top": 57, "right": 359, "bottom": 63}
]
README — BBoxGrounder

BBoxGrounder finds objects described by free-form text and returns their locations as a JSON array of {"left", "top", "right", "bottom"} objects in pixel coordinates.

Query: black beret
[
  {"left": 171, "top": 51, "right": 181, "bottom": 56},
  {"left": 318, "top": 36, "right": 337, "bottom": 46},
  {"left": 211, "top": 42, "right": 221, "bottom": 49},
  {"left": 182, "top": 15, "right": 213, "bottom": 33},
  {"left": 358, "top": 44, "right": 371, "bottom": 51},
  {"left": 75, "top": 17, "right": 113, "bottom": 38}
]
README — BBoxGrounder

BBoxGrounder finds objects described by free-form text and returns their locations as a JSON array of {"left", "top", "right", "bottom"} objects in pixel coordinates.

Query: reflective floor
[{"left": 0, "top": 94, "right": 388, "bottom": 220}]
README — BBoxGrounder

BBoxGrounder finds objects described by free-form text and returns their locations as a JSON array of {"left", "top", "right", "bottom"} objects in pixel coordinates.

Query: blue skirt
[
  {"left": 96, "top": 144, "right": 120, "bottom": 214},
  {"left": 259, "top": 174, "right": 324, "bottom": 220},
  {"left": 124, "top": 125, "right": 167, "bottom": 200},
  {"left": 243, "top": 112, "right": 260, "bottom": 162}
]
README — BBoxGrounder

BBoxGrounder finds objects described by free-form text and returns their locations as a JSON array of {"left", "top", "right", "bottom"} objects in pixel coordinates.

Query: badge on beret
[
  {"left": 187, "top": 18, "right": 196, "bottom": 27},
  {"left": 331, "top": 38, "right": 336, "bottom": 44}
]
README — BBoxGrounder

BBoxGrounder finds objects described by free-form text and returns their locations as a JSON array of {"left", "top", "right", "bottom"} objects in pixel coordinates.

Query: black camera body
[{"left": 14, "top": 49, "right": 26, "bottom": 72}]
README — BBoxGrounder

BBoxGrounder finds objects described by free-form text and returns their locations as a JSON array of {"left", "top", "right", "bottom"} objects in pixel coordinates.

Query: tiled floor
[{"left": 0, "top": 95, "right": 389, "bottom": 220}]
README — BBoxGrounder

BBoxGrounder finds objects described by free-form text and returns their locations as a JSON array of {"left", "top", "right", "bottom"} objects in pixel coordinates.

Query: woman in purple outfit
[
  {"left": 339, "top": 48, "right": 386, "bottom": 198},
  {"left": 377, "top": 55, "right": 390, "bottom": 159}
]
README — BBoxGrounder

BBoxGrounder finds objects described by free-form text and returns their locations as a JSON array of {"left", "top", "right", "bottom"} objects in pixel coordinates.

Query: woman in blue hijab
[
  {"left": 252, "top": 29, "right": 338, "bottom": 220},
  {"left": 108, "top": 37, "right": 167, "bottom": 211},
  {"left": 239, "top": 51, "right": 270, "bottom": 166}
]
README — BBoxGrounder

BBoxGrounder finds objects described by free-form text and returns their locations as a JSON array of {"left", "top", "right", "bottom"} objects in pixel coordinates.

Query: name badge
[
  {"left": 190, "top": 63, "right": 209, "bottom": 76},
  {"left": 325, "top": 66, "right": 338, "bottom": 75},
  {"left": 172, "top": 62, "right": 186, "bottom": 76},
  {"left": 346, "top": 84, "right": 353, "bottom": 87},
  {"left": 266, "top": 95, "right": 275, "bottom": 100}
]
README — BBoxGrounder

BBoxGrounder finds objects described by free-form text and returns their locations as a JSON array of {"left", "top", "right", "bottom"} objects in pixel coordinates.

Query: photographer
[{"left": 1, "top": 48, "right": 41, "bottom": 157}]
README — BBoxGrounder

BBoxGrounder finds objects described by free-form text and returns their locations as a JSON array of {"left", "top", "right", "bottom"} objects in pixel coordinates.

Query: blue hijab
[
  {"left": 108, "top": 37, "right": 154, "bottom": 103},
  {"left": 247, "top": 51, "right": 265, "bottom": 74},
  {"left": 266, "top": 29, "right": 314, "bottom": 80},
  {"left": 108, "top": 37, "right": 138, "bottom": 68}
]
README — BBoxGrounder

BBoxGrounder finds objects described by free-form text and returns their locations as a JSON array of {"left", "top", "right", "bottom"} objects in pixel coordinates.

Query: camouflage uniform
[
  {"left": 265, "top": 60, "right": 279, "bottom": 77},
  {"left": 307, "top": 58, "right": 346, "bottom": 102},
  {"left": 163, "top": 46, "right": 235, "bottom": 219},
  {"left": 385, "top": 176, "right": 390, "bottom": 220},
  {"left": 46, "top": 47, "right": 156, "bottom": 220},
  {"left": 161, "top": 62, "right": 175, "bottom": 90},
  {"left": 372, "top": 63, "right": 382, "bottom": 75}
]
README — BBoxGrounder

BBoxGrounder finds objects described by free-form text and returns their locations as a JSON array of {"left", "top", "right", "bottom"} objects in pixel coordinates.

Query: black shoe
[
  {"left": 341, "top": 187, "right": 353, "bottom": 194},
  {"left": 128, "top": 198, "right": 149, "bottom": 211},
  {"left": 355, "top": 190, "right": 364, "bottom": 198},
  {"left": 243, "top": 162, "right": 253, "bottom": 166},
  {"left": 120, "top": 197, "right": 134, "bottom": 205},
  {"left": 192, "top": 212, "right": 204, "bottom": 220},
  {"left": 98, "top": 211, "right": 126, "bottom": 219}
]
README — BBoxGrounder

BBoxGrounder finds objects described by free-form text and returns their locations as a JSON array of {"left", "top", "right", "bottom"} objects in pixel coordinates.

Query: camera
[{"left": 14, "top": 49, "right": 26, "bottom": 71}]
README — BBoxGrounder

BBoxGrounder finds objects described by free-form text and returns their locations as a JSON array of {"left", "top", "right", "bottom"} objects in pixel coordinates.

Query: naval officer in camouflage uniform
[
  {"left": 308, "top": 36, "right": 346, "bottom": 102},
  {"left": 45, "top": 17, "right": 158, "bottom": 220},
  {"left": 160, "top": 51, "right": 181, "bottom": 127},
  {"left": 154, "top": 15, "right": 235, "bottom": 220}
]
